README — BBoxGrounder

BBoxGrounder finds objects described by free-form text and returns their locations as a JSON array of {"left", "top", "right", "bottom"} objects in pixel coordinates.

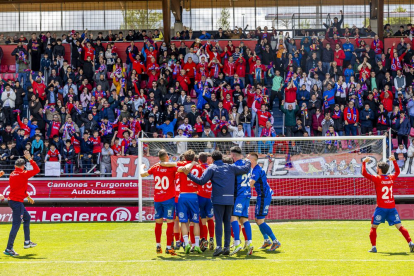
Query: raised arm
[
  {"left": 361, "top": 157, "right": 373, "bottom": 181},
  {"left": 390, "top": 155, "right": 400, "bottom": 178},
  {"left": 187, "top": 166, "right": 214, "bottom": 185},
  {"left": 230, "top": 159, "right": 251, "bottom": 175}
]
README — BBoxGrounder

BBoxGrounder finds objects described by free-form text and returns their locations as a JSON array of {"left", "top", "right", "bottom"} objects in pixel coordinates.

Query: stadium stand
[{"left": 0, "top": 3, "right": 414, "bottom": 177}]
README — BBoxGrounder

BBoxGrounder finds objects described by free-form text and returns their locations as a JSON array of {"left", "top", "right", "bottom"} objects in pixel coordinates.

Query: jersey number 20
[{"left": 155, "top": 176, "right": 169, "bottom": 190}]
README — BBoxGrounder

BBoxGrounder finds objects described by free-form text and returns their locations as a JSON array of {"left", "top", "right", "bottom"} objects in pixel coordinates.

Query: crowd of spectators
[{"left": 1, "top": 18, "right": 414, "bottom": 175}]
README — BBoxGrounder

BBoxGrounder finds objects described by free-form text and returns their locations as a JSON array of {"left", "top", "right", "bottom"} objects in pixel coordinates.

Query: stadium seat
[
  {"left": 8, "top": 64, "right": 16, "bottom": 73},
  {"left": 392, "top": 138, "right": 398, "bottom": 149},
  {"left": 0, "top": 65, "right": 8, "bottom": 73},
  {"left": 3, "top": 73, "right": 15, "bottom": 81}
]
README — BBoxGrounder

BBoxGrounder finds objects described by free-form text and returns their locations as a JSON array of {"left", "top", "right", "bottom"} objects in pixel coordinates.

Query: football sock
[
  {"left": 202, "top": 225, "right": 208, "bottom": 240},
  {"left": 258, "top": 224, "right": 269, "bottom": 240},
  {"left": 243, "top": 221, "right": 252, "bottom": 241},
  {"left": 242, "top": 226, "right": 248, "bottom": 241},
  {"left": 174, "top": 233, "right": 180, "bottom": 242},
  {"left": 167, "top": 222, "right": 174, "bottom": 247},
  {"left": 259, "top": 223, "right": 276, "bottom": 241},
  {"left": 208, "top": 219, "right": 215, "bottom": 238},
  {"left": 231, "top": 221, "right": 240, "bottom": 242},
  {"left": 399, "top": 226, "right": 412, "bottom": 243},
  {"left": 195, "top": 236, "right": 200, "bottom": 247},
  {"left": 183, "top": 235, "right": 189, "bottom": 246},
  {"left": 155, "top": 223, "right": 163, "bottom": 244},
  {"left": 370, "top": 227, "right": 377, "bottom": 246},
  {"left": 190, "top": 225, "right": 195, "bottom": 244}
]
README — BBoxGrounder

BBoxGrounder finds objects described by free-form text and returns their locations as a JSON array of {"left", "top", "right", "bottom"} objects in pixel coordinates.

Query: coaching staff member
[
  {"left": 3, "top": 150, "right": 40, "bottom": 257},
  {"left": 185, "top": 149, "right": 251, "bottom": 256}
]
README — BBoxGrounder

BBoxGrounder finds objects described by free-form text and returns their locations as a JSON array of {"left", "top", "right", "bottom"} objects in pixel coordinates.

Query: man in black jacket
[
  {"left": 126, "top": 139, "right": 139, "bottom": 156},
  {"left": 11, "top": 41, "right": 28, "bottom": 74},
  {"left": 81, "top": 113, "right": 98, "bottom": 134},
  {"left": 52, "top": 39, "right": 65, "bottom": 60}
]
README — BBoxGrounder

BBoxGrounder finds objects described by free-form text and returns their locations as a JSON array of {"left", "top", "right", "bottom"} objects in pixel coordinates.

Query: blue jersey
[
  {"left": 251, "top": 164, "right": 273, "bottom": 198},
  {"left": 235, "top": 159, "right": 251, "bottom": 198}
]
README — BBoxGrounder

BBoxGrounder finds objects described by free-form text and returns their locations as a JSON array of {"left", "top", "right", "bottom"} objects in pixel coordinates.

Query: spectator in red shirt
[
  {"left": 45, "top": 144, "right": 61, "bottom": 162},
  {"left": 334, "top": 44, "right": 345, "bottom": 68},
  {"left": 284, "top": 80, "right": 297, "bottom": 109},
  {"left": 81, "top": 39, "right": 95, "bottom": 61}
]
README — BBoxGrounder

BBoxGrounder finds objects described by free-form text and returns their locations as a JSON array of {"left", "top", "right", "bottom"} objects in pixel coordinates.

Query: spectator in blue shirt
[{"left": 156, "top": 117, "right": 177, "bottom": 137}]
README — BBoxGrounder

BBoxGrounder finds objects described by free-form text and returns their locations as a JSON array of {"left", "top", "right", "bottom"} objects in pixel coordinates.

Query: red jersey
[
  {"left": 257, "top": 110, "right": 272, "bottom": 127},
  {"left": 177, "top": 161, "right": 203, "bottom": 193},
  {"left": 90, "top": 136, "right": 102, "bottom": 153},
  {"left": 114, "top": 122, "right": 129, "bottom": 138},
  {"left": 32, "top": 81, "right": 46, "bottom": 100},
  {"left": 83, "top": 46, "right": 95, "bottom": 60},
  {"left": 50, "top": 121, "right": 61, "bottom": 138},
  {"left": 17, "top": 114, "right": 30, "bottom": 136},
  {"left": 174, "top": 174, "right": 181, "bottom": 203},
  {"left": 197, "top": 163, "right": 212, "bottom": 198},
  {"left": 8, "top": 160, "right": 40, "bottom": 202},
  {"left": 111, "top": 144, "right": 122, "bottom": 155},
  {"left": 183, "top": 62, "right": 197, "bottom": 78},
  {"left": 71, "top": 136, "right": 80, "bottom": 154},
  {"left": 148, "top": 164, "right": 177, "bottom": 202},
  {"left": 47, "top": 149, "right": 60, "bottom": 161},
  {"left": 362, "top": 160, "right": 400, "bottom": 209}
]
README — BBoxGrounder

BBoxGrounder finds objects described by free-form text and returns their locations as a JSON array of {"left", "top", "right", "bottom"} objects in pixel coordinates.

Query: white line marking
[{"left": 1, "top": 259, "right": 414, "bottom": 264}]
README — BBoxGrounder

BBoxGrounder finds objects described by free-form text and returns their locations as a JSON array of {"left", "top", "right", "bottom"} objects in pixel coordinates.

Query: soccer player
[
  {"left": 161, "top": 150, "right": 204, "bottom": 254},
  {"left": 197, "top": 152, "right": 215, "bottom": 251},
  {"left": 248, "top": 152, "right": 281, "bottom": 251},
  {"left": 230, "top": 146, "right": 254, "bottom": 256},
  {"left": 4, "top": 151, "right": 39, "bottom": 257},
  {"left": 140, "top": 149, "right": 180, "bottom": 256},
  {"left": 362, "top": 155, "right": 414, "bottom": 253}
]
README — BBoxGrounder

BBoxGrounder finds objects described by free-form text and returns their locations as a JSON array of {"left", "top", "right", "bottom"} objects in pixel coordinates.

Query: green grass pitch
[{"left": 0, "top": 221, "right": 413, "bottom": 275}]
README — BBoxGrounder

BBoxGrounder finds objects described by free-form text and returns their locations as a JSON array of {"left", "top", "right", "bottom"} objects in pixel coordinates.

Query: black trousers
[
  {"left": 213, "top": 204, "right": 233, "bottom": 248},
  {"left": 7, "top": 200, "right": 31, "bottom": 250}
]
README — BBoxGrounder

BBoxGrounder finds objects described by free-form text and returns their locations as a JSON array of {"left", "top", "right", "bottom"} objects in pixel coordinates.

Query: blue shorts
[
  {"left": 198, "top": 195, "right": 214, "bottom": 218},
  {"left": 255, "top": 195, "right": 271, "bottom": 219},
  {"left": 177, "top": 193, "right": 199, "bottom": 223},
  {"left": 154, "top": 197, "right": 175, "bottom": 220},
  {"left": 233, "top": 196, "right": 251, "bottom": 218},
  {"left": 371, "top": 207, "right": 401, "bottom": 226}
]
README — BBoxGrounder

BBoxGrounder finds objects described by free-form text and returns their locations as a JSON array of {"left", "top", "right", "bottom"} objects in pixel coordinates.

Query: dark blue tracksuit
[
  {"left": 7, "top": 200, "right": 31, "bottom": 250},
  {"left": 188, "top": 159, "right": 251, "bottom": 248}
]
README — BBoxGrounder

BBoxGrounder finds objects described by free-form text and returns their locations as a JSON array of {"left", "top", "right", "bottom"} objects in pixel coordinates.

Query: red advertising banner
[{"left": 1, "top": 205, "right": 414, "bottom": 223}]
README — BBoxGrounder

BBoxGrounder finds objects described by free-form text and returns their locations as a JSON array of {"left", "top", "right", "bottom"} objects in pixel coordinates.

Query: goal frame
[{"left": 137, "top": 135, "right": 387, "bottom": 222}]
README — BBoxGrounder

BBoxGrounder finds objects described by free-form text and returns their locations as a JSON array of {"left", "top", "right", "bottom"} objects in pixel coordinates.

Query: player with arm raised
[
  {"left": 230, "top": 146, "right": 254, "bottom": 256},
  {"left": 362, "top": 155, "right": 414, "bottom": 253},
  {"left": 160, "top": 150, "right": 204, "bottom": 254},
  {"left": 140, "top": 149, "right": 178, "bottom": 256},
  {"left": 248, "top": 152, "right": 281, "bottom": 251}
]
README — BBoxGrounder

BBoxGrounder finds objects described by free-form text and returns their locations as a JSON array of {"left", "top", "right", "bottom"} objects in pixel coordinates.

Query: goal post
[{"left": 137, "top": 135, "right": 387, "bottom": 222}]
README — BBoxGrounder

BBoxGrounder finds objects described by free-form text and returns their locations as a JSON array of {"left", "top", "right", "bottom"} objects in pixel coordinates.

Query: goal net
[{"left": 138, "top": 135, "right": 387, "bottom": 222}]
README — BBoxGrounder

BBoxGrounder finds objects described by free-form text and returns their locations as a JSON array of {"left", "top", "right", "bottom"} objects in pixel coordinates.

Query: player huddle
[{"left": 141, "top": 147, "right": 281, "bottom": 256}]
